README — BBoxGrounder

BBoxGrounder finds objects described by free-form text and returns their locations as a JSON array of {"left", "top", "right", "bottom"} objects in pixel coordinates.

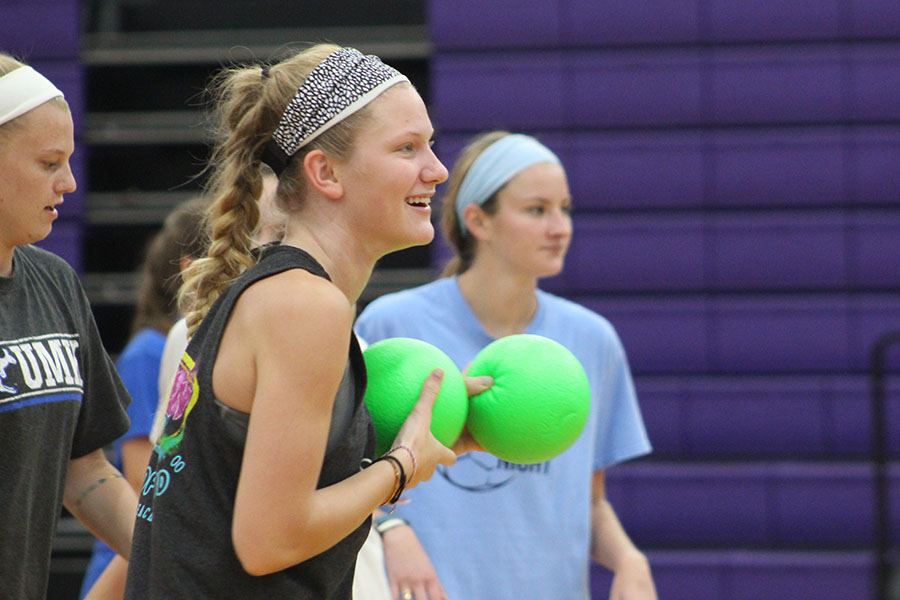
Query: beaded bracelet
[
  {"left": 389, "top": 444, "right": 417, "bottom": 481},
  {"left": 370, "top": 453, "right": 406, "bottom": 505}
]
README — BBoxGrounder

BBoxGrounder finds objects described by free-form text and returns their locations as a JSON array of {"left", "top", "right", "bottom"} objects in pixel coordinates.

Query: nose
[
  {"left": 422, "top": 148, "right": 449, "bottom": 185},
  {"left": 548, "top": 207, "right": 572, "bottom": 237},
  {"left": 56, "top": 161, "right": 77, "bottom": 195}
]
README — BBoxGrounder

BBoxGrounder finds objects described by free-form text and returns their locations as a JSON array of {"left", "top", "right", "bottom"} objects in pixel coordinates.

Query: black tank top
[{"left": 125, "top": 244, "right": 375, "bottom": 599}]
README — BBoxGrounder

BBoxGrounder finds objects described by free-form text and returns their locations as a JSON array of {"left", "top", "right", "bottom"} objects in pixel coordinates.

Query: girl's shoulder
[{"left": 536, "top": 289, "right": 618, "bottom": 335}]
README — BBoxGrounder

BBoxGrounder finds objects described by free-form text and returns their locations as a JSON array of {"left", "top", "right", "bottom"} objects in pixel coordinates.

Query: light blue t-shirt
[{"left": 355, "top": 277, "right": 651, "bottom": 600}]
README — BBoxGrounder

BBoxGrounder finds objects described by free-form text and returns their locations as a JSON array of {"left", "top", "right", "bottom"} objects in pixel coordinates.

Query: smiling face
[
  {"left": 334, "top": 83, "right": 449, "bottom": 257},
  {"left": 476, "top": 161, "right": 573, "bottom": 279},
  {"left": 0, "top": 102, "right": 76, "bottom": 272}
]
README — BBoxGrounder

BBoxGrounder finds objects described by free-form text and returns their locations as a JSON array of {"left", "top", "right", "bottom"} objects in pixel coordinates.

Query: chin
[
  {"left": 406, "top": 223, "right": 435, "bottom": 247},
  {"left": 537, "top": 263, "right": 565, "bottom": 279}
]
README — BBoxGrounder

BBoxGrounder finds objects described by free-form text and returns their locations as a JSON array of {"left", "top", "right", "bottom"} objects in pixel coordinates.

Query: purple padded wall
[
  {"left": 432, "top": 53, "right": 565, "bottom": 131},
  {"left": 562, "top": 0, "right": 701, "bottom": 47},
  {"left": 567, "top": 49, "right": 703, "bottom": 128},
  {"left": 427, "top": 0, "right": 561, "bottom": 49},
  {"left": 580, "top": 295, "right": 900, "bottom": 374},
  {"left": 1, "top": 0, "right": 80, "bottom": 58},
  {"left": 591, "top": 550, "right": 873, "bottom": 600},
  {"left": 431, "top": 0, "right": 898, "bottom": 49},
  {"left": 432, "top": 46, "right": 900, "bottom": 133},
  {"left": 428, "top": 3, "right": 900, "bottom": 595},
  {"left": 636, "top": 375, "right": 900, "bottom": 457},
  {"left": 437, "top": 127, "right": 900, "bottom": 211},
  {"left": 604, "top": 462, "right": 899, "bottom": 546}
]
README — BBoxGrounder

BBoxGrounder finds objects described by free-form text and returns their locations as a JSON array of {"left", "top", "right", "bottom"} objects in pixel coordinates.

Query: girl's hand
[
  {"left": 392, "top": 369, "right": 457, "bottom": 487},
  {"left": 451, "top": 374, "right": 493, "bottom": 455}
]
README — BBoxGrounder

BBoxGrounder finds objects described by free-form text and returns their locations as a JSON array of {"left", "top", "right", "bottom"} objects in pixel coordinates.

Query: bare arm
[
  {"left": 591, "top": 471, "right": 657, "bottom": 600},
  {"left": 377, "top": 375, "right": 492, "bottom": 599},
  {"left": 83, "top": 555, "right": 127, "bottom": 600},
  {"left": 80, "top": 438, "right": 153, "bottom": 599},
  {"left": 63, "top": 449, "right": 138, "bottom": 559},
  {"left": 222, "top": 272, "right": 455, "bottom": 575},
  {"left": 120, "top": 437, "right": 154, "bottom": 492}
]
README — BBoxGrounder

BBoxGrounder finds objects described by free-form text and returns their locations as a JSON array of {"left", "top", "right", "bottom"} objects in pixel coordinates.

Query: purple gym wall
[{"left": 427, "top": 1, "right": 900, "bottom": 598}]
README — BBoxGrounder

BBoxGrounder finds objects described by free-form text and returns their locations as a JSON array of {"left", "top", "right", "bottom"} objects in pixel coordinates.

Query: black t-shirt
[
  {"left": 125, "top": 245, "right": 375, "bottom": 599},
  {"left": 0, "top": 245, "right": 131, "bottom": 599}
]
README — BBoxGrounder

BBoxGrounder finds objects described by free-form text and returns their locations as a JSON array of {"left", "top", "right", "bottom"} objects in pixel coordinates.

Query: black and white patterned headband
[{"left": 260, "top": 47, "right": 409, "bottom": 176}]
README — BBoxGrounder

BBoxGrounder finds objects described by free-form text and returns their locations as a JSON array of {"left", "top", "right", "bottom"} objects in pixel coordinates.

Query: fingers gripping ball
[
  {"left": 362, "top": 338, "right": 468, "bottom": 456},
  {"left": 466, "top": 334, "right": 590, "bottom": 464}
]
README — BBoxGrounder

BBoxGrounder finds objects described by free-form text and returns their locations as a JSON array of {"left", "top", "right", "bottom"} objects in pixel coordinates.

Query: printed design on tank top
[
  {"left": 137, "top": 352, "right": 197, "bottom": 523},
  {"left": 156, "top": 351, "right": 199, "bottom": 458}
]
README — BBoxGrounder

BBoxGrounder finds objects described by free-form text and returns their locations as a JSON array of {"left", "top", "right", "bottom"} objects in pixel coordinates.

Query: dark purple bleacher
[
  {"left": 591, "top": 550, "right": 874, "bottom": 600},
  {"left": 637, "top": 375, "right": 900, "bottom": 458},
  {"left": 604, "top": 462, "right": 900, "bottom": 546},
  {"left": 428, "top": 1, "right": 900, "bottom": 597}
]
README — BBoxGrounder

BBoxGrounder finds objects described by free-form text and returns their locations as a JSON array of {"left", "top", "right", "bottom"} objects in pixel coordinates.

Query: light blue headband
[{"left": 455, "top": 133, "right": 561, "bottom": 235}]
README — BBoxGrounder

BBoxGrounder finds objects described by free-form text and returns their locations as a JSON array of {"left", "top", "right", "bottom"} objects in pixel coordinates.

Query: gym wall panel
[
  {"left": 636, "top": 375, "right": 900, "bottom": 457},
  {"left": 709, "top": 212, "right": 847, "bottom": 290},
  {"left": 561, "top": 0, "right": 701, "bottom": 47},
  {"left": 542, "top": 210, "right": 900, "bottom": 294},
  {"left": 555, "top": 215, "right": 705, "bottom": 293},
  {"left": 431, "top": 52, "right": 565, "bottom": 131},
  {"left": 848, "top": 0, "right": 900, "bottom": 38},
  {"left": 849, "top": 44, "right": 900, "bottom": 121},
  {"left": 1, "top": 0, "right": 80, "bottom": 59},
  {"left": 566, "top": 49, "right": 703, "bottom": 128},
  {"left": 559, "top": 131, "right": 707, "bottom": 210},
  {"left": 581, "top": 296, "right": 713, "bottom": 374},
  {"left": 427, "top": 0, "right": 561, "bottom": 50},
  {"left": 848, "top": 126, "right": 900, "bottom": 204},
  {"left": 848, "top": 212, "right": 900, "bottom": 287},
  {"left": 710, "top": 128, "right": 845, "bottom": 208},
  {"left": 707, "top": 0, "right": 843, "bottom": 42},
  {"left": 709, "top": 47, "right": 843, "bottom": 125},
  {"left": 605, "top": 462, "right": 898, "bottom": 546},
  {"left": 582, "top": 295, "right": 900, "bottom": 374},
  {"left": 433, "top": 44, "right": 900, "bottom": 133}
]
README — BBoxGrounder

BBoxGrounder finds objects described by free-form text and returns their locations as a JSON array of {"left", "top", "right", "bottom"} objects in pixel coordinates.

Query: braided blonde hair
[{"left": 179, "top": 44, "right": 377, "bottom": 336}]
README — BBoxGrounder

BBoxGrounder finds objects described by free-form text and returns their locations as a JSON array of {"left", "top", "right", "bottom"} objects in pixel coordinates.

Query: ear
[
  {"left": 302, "top": 149, "right": 344, "bottom": 200},
  {"left": 462, "top": 203, "right": 491, "bottom": 240},
  {"left": 179, "top": 256, "right": 194, "bottom": 273}
]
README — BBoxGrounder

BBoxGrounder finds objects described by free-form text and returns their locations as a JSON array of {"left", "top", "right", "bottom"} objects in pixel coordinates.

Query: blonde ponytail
[{"left": 179, "top": 43, "right": 380, "bottom": 336}]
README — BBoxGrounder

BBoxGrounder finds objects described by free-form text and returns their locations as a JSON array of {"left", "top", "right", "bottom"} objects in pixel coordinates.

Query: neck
[
  {"left": 457, "top": 262, "right": 538, "bottom": 339},
  {"left": 280, "top": 220, "right": 375, "bottom": 305},
  {"left": 0, "top": 245, "right": 13, "bottom": 277}
]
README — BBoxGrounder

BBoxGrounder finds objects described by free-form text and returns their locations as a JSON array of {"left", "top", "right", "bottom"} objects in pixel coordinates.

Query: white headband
[{"left": 0, "top": 66, "right": 65, "bottom": 127}]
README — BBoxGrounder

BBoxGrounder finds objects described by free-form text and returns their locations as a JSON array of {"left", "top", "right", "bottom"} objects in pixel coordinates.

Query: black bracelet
[{"left": 378, "top": 453, "right": 407, "bottom": 505}]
